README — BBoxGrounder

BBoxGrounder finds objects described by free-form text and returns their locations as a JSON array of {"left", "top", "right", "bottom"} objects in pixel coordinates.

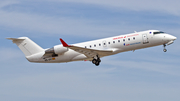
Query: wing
[{"left": 60, "top": 38, "right": 116, "bottom": 58}]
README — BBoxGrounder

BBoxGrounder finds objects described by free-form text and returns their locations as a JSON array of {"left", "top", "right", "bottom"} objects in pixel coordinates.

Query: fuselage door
[{"left": 142, "top": 34, "right": 149, "bottom": 44}]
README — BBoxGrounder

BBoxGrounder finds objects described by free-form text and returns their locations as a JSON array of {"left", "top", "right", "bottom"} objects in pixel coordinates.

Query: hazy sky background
[{"left": 1, "top": 0, "right": 180, "bottom": 101}]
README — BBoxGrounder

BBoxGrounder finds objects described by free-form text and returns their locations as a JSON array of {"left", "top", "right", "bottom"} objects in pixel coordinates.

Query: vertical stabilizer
[{"left": 7, "top": 37, "right": 44, "bottom": 56}]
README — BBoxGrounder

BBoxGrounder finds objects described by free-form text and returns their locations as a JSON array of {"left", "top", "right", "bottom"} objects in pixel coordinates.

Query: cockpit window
[{"left": 153, "top": 31, "right": 165, "bottom": 35}]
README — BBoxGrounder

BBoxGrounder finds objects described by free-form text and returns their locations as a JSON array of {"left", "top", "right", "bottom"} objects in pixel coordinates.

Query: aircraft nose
[
  {"left": 171, "top": 35, "right": 177, "bottom": 40},
  {"left": 166, "top": 34, "right": 177, "bottom": 41}
]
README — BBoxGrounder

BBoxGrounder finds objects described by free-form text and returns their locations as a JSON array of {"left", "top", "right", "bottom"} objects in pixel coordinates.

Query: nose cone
[
  {"left": 171, "top": 36, "right": 177, "bottom": 40},
  {"left": 167, "top": 34, "right": 177, "bottom": 41}
]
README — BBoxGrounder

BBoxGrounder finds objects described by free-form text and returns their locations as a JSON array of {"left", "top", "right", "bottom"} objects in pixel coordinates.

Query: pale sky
[{"left": 0, "top": 0, "right": 180, "bottom": 101}]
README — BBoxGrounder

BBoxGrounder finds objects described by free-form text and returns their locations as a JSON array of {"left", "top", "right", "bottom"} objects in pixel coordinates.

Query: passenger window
[
  {"left": 90, "top": 45, "right": 91, "bottom": 48},
  {"left": 99, "top": 44, "right": 101, "bottom": 46},
  {"left": 109, "top": 42, "right": 110, "bottom": 44},
  {"left": 85, "top": 46, "right": 86, "bottom": 48},
  {"left": 123, "top": 39, "right": 125, "bottom": 41},
  {"left": 94, "top": 44, "right": 96, "bottom": 47},
  {"left": 133, "top": 37, "right": 135, "bottom": 40},
  {"left": 113, "top": 41, "right": 115, "bottom": 43},
  {"left": 128, "top": 38, "right": 130, "bottom": 41},
  {"left": 118, "top": 40, "right": 120, "bottom": 42}
]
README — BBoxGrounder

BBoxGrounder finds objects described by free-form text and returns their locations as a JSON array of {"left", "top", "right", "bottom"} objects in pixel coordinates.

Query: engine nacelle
[
  {"left": 54, "top": 45, "right": 68, "bottom": 54},
  {"left": 45, "top": 45, "right": 68, "bottom": 55}
]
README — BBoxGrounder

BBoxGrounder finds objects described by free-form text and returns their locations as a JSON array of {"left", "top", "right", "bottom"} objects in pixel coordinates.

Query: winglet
[{"left": 60, "top": 38, "right": 71, "bottom": 47}]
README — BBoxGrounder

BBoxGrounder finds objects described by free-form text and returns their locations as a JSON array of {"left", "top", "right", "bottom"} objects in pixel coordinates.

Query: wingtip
[{"left": 60, "top": 38, "right": 70, "bottom": 47}]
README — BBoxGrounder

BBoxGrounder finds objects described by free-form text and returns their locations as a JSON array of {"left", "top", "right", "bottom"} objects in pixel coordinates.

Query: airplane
[{"left": 7, "top": 30, "right": 177, "bottom": 66}]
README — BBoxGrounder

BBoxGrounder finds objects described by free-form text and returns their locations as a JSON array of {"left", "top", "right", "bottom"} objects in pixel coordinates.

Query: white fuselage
[{"left": 25, "top": 30, "right": 176, "bottom": 64}]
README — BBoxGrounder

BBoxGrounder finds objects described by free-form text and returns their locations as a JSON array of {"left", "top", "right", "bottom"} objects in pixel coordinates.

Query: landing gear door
[{"left": 142, "top": 34, "right": 149, "bottom": 44}]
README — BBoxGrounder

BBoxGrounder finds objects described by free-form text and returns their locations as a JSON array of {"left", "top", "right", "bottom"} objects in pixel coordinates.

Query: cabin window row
[{"left": 85, "top": 37, "right": 136, "bottom": 48}]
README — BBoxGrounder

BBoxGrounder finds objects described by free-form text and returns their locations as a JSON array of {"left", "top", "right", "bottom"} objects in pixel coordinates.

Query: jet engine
[{"left": 45, "top": 45, "right": 68, "bottom": 56}]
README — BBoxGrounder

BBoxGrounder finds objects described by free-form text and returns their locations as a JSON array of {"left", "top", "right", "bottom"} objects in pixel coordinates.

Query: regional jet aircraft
[{"left": 7, "top": 30, "right": 177, "bottom": 66}]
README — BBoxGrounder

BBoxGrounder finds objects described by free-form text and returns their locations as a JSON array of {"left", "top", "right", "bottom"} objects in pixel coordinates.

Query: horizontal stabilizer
[{"left": 6, "top": 38, "right": 25, "bottom": 43}]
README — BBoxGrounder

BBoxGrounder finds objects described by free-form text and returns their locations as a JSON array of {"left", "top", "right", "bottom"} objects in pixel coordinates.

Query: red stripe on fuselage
[
  {"left": 127, "top": 34, "right": 139, "bottom": 37},
  {"left": 113, "top": 34, "right": 139, "bottom": 40}
]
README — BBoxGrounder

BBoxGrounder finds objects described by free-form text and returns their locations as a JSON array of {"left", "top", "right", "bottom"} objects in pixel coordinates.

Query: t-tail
[{"left": 7, "top": 37, "right": 44, "bottom": 61}]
